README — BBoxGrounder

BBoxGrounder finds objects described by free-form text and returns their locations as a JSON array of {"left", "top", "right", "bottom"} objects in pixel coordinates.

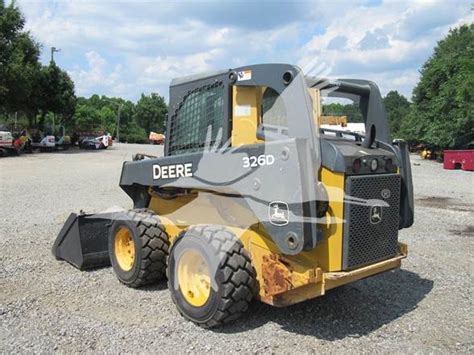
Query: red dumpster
[{"left": 443, "top": 150, "right": 474, "bottom": 171}]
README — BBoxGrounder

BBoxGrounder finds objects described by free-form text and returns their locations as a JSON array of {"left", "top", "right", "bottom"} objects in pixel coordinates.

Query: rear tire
[
  {"left": 109, "top": 209, "right": 169, "bottom": 288},
  {"left": 168, "top": 225, "right": 257, "bottom": 328}
]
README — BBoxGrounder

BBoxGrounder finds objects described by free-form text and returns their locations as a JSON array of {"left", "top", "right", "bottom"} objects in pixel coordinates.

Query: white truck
[{"left": 0, "top": 130, "right": 18, "bottom": 155}]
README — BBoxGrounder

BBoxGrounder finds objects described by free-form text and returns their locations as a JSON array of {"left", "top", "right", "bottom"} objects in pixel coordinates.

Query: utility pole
[
  {"left": 50, "top": 47, "right": 61, "bottom": 63},
  {"left": 116, "top": 104, "right": 123, "bottom": 142}
]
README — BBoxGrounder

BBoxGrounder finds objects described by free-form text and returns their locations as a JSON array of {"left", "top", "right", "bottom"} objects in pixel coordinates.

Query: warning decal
[
  {"left": 234, "top": 104, "right": 251, "bottom": 117},
  {"left": 237, "top": 70, "right": 252, "bottom": 81}
]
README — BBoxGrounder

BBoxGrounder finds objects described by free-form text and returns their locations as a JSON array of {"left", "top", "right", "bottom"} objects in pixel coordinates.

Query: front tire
[
  {"left": 109, "top": 209, "right": 169, "bottom": 288},
  {"left": 168, "top": 225, "right": 257, "bottom": 328}
]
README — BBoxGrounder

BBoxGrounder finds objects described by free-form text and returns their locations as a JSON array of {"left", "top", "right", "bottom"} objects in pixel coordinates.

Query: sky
[{"left": 17, "top": 0, "right": 473, "bottom": 102}]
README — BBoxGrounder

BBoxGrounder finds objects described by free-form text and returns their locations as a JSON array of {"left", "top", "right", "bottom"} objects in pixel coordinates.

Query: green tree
[
  {"left": 73, "top": 99, "right": 100, "bottom": 131},
  {"left": 383, "top": 90, "right": 411, "bottom": 137},
  {"left": 72, "top": 95, "right": 137, "bottom": 138},
  {"left": 322, "top": 102, "right": 363, "bottom": 123},
  {"left": 400, "top": 24, "right": 474, "bottom": 148},
  {"left": 0, "top": 0, "right": 42, "bottom": 123},
  {"left": 134, "top": 93, "right": 167, "bottom": 134},
  {"left": 38, "top": 63, "right": 76, "bottom": 128},
  {"left": 120, "top": 123, "right": 148, "bottom": 143},
  {"left": 72, "top": 94, "right": 165, "bottom": 143},
  {"left": 0, "top": 1, "right": 76, "bottom": 129}
]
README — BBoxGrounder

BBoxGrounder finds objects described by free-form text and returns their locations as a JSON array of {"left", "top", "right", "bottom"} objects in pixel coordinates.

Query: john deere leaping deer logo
[
  {"left": 369, "top": 205, "right": 382, "bottom": 224},
  {"left": 268, "top": 201, "right": 289, "bottom": 226}
]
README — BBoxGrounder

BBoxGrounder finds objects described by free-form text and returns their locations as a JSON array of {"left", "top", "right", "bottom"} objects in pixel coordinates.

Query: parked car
[{"left": 79, "top": 134, "right": 112, "bottom": 150}]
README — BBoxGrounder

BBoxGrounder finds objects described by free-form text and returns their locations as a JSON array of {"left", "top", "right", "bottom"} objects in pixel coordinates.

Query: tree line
[
  {"left": 0, "top": 1, "right": 75, "bottom": 128},
  {"left": 0, "top": 1, "right": 167, "bottom": 143},
  {"left": 400, "top": 24, "right": 473, "bottom": 149},
  {"left": 1, "top": 1, "right": 472, "bottom": 148},
  {"left": 74, "top": 93, "right": 167, "bottom": 143}
]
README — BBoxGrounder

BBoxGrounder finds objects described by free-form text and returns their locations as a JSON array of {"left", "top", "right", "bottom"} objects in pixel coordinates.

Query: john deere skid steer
[{"left": 53, "top": 64, "right": 414, "bottom": 328}]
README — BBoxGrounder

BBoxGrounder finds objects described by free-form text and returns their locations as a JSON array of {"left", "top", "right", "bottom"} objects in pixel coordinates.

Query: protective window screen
[{"left": 169, "top": 82, "right": 225, "bottom": 155}]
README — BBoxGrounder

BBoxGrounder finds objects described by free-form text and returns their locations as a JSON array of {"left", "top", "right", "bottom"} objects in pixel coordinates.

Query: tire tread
[
  {"left": 120, "top": 209, "right": 169, "bottom": 288},
  {"left": 170, "top": 225, "right": 257, "bottom": 328}
]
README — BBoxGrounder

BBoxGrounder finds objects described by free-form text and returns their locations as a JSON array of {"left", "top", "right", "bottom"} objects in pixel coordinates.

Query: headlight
[{"left": 370, "top": 158, "right": 378, "bottom": 171}]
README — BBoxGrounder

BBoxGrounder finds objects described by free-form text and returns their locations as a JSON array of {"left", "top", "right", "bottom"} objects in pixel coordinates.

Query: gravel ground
[{"left": 1, "top": 143, "right": 473, "bottom": 353}]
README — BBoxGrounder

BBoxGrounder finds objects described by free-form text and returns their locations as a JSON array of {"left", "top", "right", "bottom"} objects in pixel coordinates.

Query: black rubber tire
[
  {"left": 167, "top": 225, "right": 257, "bottom": 328},
  {"left": 109, "top": 209, "right": 169, "bottom": 288}
]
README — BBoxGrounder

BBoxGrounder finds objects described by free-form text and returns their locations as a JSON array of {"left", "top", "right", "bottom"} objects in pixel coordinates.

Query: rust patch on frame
[{"left": 261, "top": 254, "right": 292, "bottom": 297}]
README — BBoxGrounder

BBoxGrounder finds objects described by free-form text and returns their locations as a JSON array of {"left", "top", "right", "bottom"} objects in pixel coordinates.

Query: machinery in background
[
  {"left": 54, "top": 126, "right": 71, "bottom": 150},
  {"left": 32, "top": 135, "right": 56, "bottom": 151},
  {"left": 443, "top": 150, "right": 474, "bottom": 171},
  {"left": 149, "top": 131, "right": 166, "bottom": 145},
  {"left": 54, "top": 135, "right": 71, "bottom": 150},
  {"left": 0, "top": 128, "right": 18, "bottom": 156},
  {"left": 79, "top": 133, "right": 112, "bottom": 150}
]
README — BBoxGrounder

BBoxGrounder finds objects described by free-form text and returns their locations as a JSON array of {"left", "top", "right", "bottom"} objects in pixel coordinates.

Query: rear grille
[{"left": 343, "top": 174, "right": 401, "bottom": 270}]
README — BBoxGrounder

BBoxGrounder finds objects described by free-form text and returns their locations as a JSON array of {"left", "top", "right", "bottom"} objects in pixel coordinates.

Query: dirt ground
[{"left": 0, "top": 143, "right": 473, "bottom": 353}]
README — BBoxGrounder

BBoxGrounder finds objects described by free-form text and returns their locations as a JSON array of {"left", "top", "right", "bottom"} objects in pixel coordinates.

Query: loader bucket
[{"left": 52, "top": 212, "right": 112, "bottom": 270}]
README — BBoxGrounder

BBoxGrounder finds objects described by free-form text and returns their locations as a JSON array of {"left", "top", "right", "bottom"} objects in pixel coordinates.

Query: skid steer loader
[{"left": 53, "top": 63, "right": 414, "bottom": 328}]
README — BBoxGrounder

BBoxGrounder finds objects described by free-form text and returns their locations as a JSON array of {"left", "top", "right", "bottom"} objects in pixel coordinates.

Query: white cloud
[
  {"left": 17, "top": 0, "right": 473, "bottom": 100},
  {"left": 298, "top": 1, "right": 472, "bottom": 97},
  {"left": 137, "top": 48, "right": 225, "bottom": 86},
  {"left": 68, "top": 51, "right": 126, "bottom": 97}
]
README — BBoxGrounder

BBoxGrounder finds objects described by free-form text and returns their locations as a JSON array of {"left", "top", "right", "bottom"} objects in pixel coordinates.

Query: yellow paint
[
  {"left": 227, "top": 226, "right": 322, "bottom": 300},
  {"left": 261, "top": 251, "right": 405, "bottom": 307},
  {"left": 147, "top": 191, "right": 197, "bottom": 242},
  {"left": 231, "top": 86, "right": 263, "bottom": 146},
  {"left": 223, "top": 226, "right": 407, "bottom": 307},
  {"left": 324, "top": 252, "right": 404, "bottom": 290},
  {"left": 148, "top": 190, "right": 261, "bottom": 243},
  {"left": 177, "top": 249, "right": 211, "bottom": 307},
  {"left": 305, "top": 167, "right": 346, "bottom": 271},
  {"left": 307, "top": 87, "right": 321, "bottom": 127},
  {"left": 114, "top": 226, "right": 135, "bottom": 271},
  {"left": 319, "top": 116, "right": 348, "bottom": 126},
  {"left": 228, "top": 226, "right": 280, "bottom": 299},
  {"left": 145, "top": 163, "right": 406, "bottom": 307}
]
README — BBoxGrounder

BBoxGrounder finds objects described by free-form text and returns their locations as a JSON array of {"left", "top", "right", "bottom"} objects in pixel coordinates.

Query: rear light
[
  {"left": 352, "top": 158, "right": 361, "bottom": 174},
  {"left": 48, "top": 137, "right": 55, "bottom": 143}
]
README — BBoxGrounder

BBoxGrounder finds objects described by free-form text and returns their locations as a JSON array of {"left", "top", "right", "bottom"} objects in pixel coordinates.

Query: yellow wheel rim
[
  {"left": 177, "top": 249, "right": 211, "bottom": 307},
  {"left": 114, "top": 226, "right": 135, "bottom": 271}
]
